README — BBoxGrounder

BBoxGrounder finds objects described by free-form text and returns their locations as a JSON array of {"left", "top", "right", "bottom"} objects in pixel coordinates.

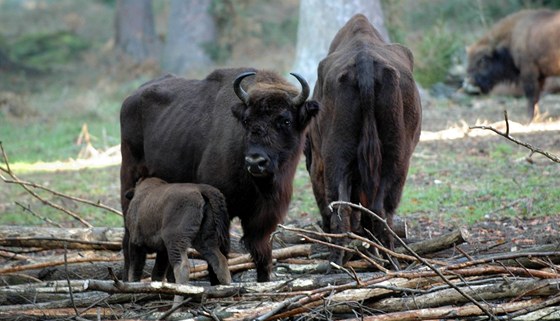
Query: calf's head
[
  {"left": 463, "top": 44, "right": 519, "bottom": 94},
  {"left": 232, "top": 71, "right": 319, "bottom": 178}
]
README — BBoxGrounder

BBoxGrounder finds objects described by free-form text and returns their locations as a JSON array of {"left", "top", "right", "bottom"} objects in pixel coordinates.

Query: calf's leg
[
  {"left": 169, "top": 251, "right": 190, "bottom": 309},
  {"left": 151, "top": 249, "right": 169, "bottom": 281},
  {"left": 128, "top": 243, "right": 147, "bottom": 282},
  {"left": 198, "top": 247, "right": 231, "bottom": 285}
]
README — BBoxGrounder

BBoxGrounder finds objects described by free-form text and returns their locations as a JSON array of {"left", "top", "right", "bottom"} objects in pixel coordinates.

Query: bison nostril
[{"left": 245, "top": 154, "right": 269, "bottom": 167}]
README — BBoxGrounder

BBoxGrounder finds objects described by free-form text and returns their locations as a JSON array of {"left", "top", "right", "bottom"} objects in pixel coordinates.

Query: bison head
[
  {"left": 231, "top": 71, "right": 319, "bottom": 178},
  {"left": 463, "top": 44, "right": 519, "bottom": 94}
]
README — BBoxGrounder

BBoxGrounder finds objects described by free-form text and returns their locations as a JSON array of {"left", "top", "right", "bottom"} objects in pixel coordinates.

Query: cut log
[
  {"left": 397, "top": 227, "right": 469, "bottom": 255},
  {"left": 0, "top": 226, "right": 123, "bottom": 250}
]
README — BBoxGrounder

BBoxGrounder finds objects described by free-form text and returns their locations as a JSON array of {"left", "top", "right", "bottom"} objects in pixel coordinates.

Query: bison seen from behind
[
  {"left": 120, "top": 68, "right": 319, "bottom": 282},
  {"left": 464, "top": 9, "right": 560, "bottom": 120},
  {"left": 305, "top": 14, "right": 422, "bottom": 265},
  {"left": 123, "top": 177, "right": 231, "bottom": 305}
]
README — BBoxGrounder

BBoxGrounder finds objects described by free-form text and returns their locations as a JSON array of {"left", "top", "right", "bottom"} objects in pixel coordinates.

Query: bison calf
[{"left": 123, "top": 177, "right": 231, "bottom": 295}]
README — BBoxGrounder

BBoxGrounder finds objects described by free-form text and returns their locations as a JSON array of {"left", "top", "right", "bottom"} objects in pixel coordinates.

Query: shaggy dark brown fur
[
  {"left": 123, "top": 177, "right": 231, "bottom": 288},
  {"left": 305, "top": 14, "right": 422, "bottom": 265},
  {"left": 464, "top": 9, "right": 560, "bottom": 120},
  {"left": 120, "top": 68, "right": 319, "bottom": 282}
]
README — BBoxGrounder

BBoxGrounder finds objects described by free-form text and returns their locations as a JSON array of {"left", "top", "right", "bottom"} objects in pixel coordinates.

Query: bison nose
[{"left": 245, "top": 154, "right": 270, "bottom": 177}]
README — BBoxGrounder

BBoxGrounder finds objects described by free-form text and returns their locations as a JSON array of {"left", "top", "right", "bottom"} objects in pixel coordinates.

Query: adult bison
[
  {"left": 463, "top": 9, "right": 560, "bottom": 120},
  {"left": 305, "top": 14, "right": 422, "bottom": 265},
  {"left": 120, "top": 68, "right": 319, "bottom": 282}
]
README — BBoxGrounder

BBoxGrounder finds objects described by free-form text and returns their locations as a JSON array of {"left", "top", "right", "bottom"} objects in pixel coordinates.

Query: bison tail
[
  {"left": 356, "top": 51, "right": 381, "bottom": 208},
  {"left": 201, "top": 188, "right": 231, "bottom": 256}
]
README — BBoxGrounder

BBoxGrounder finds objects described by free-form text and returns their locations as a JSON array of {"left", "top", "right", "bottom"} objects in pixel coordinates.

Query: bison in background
[
  {"left": 463, "top": 9, "right": 560, "bottom": 121},
  {"left": 305, "top": 14, "right": 422, "bottom": 265},
  {"left": 120, "top": 68, "right": 319, "bottom": 282},
  {"left": 123, "top": 177, "right": 231, "bottom": 307}
]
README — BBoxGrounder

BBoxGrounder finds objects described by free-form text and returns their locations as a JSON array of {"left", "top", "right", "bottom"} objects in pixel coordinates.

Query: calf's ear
[
  {"left": 125, "top": 188, "right": 135, "bottom": 200},
  {"left": 231, "top": 103, "right": 247, "bottom": 122},
  {"left": 298, "top": 100, "right": 320, "bottom": 128}
]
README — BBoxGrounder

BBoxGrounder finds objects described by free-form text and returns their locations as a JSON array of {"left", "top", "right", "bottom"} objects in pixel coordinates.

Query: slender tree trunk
[
  {"left": 292, "top": 0, "right": 390, "bottom": 88},
  {"left": 161, "top": 0, "right": 216, "bottom": 76},
  {"left": 115, "top": 0, "right": 158, "bottom": 62}
]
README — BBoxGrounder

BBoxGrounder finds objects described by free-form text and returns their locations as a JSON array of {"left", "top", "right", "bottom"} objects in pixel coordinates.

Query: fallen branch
[
  {"left": 0, "top": 225, "right": 123, "bottom": 251},
  {"left": 340, "top": 298, "right": 546, "bottom": 321},
  {"left": 469, "top": 110, "right": 560, "bottom": 163}
]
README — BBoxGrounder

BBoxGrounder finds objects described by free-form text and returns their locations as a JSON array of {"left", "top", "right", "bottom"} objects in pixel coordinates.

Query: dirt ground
[{"left": 403, "top": 90, "right": 560, "bottom": 256}]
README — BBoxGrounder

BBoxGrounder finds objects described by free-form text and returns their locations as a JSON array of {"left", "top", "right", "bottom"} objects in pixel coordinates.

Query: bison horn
[
  {"left": 233, "top": 71, "right": 256, "bottom": 105},
  {"left": 290, "top": 72, "right": 310, "bottom": 106}
]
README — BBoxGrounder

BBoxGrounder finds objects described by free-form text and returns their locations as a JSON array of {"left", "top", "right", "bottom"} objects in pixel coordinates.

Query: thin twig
[
  {"left": 64, "top": 242, "right": 80, "bottom": 317},
  {"left": 15, "top": 202, "right": 64, "bottom": 228},
  {"left": 4, "top": 178, "right": 122, "bottom": 216},
  {"left": 157, "top": 297, "right": 192, "bottom": 320},
  {"left": 0, "top": 143, "right": 92, "bottom": 227},
  {"left": 469, "top": 110, "right": 560, "bottom": 163}
]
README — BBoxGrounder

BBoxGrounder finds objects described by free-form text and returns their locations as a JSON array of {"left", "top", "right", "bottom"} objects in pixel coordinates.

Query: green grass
[{"left": 399, "top": 140, "right": 560, "bottom": 224}]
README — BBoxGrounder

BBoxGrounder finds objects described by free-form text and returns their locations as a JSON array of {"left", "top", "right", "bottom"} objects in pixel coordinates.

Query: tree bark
[
  {"left": 161, "top": 0, "right": 216, "bottom": 76},
  {"left": 115, "top": 0, "right": 159, "bottom": 62},
  {"left": 292, "top": 0, "right": 390, "bottom": 88}
]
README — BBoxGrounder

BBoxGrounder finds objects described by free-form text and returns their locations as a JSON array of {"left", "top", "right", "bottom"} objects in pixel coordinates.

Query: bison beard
[
  {"left": 305, "top": 14, "right": 422, "bottom": 266},
  {"left": 464, "top": 9, "right": 560, "bottom": 120},
  {"left": 120, "top": 68, "right": 319, "bottom": 282}
]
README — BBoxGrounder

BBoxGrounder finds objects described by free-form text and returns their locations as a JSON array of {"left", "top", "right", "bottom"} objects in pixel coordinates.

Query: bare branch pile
[{"left": 1, "top": 220, "right": 559, "bottom": 320}]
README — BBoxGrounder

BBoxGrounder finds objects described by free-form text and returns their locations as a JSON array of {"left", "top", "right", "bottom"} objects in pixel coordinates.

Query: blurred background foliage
[
  {"left": 1, "top": 0, "right": 559, "bottom": 164},
  {"left": 1, "top": 0, "right": 559, "bottom": 226}
]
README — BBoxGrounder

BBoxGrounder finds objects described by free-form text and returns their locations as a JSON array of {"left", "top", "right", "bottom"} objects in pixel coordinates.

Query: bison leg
[
  {"left": 199, "top": 247, "right": 231, "bottom": 285},
  {"left": 122, "top": 228, "right": 131, "bottom": 281},
  {"left": 151, "top": 249, "right": 170, "bottom": 281},
  {"left": 521, "top": 69, "right": 544, "bottom": 121},
  {"left": 127, "top": 243, "right": 147, "bottom": 282},
  {"left": 241, "top": 224, "right": 274, "bottom": 282},
  {"left": 170, "top": 251, "right": 190, "bottom": 309},
  {"left": 324, "top": 173, "right": 355, "bottom": 266}
]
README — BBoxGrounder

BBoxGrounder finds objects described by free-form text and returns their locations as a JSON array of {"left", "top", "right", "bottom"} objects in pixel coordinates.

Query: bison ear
[
  {"left": 125, "top": 188, "right": 135, "bottom": 200},
  {"left": 298, "top": 100, "right": 320, "bottom": 128},
  {"left": 231, "top": 103, "right": 247, "bottom": 122}
]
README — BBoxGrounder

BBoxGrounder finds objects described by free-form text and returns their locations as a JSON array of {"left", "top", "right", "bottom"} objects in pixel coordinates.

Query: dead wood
[
  {"left": 367, "top": 278, "right": 560, "bottom": 313},
  {"left": 339, "top": 298, "right": 546, "bottom": 321},
  {"left": 397, "top": 227, "right": 470, "bottom": 255},
  {"left": 0, "top": 226, "right": 123, "bottom": 250},
  {"left": 470, "top": 110, "right": 560, "bottom": 163}
]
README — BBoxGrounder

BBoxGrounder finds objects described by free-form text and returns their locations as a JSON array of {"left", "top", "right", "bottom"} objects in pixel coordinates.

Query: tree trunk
[
  {"left": 161, "top": 0, "right": 216, "bottom": 76},
  {"left": 292, "top": 0, "right": 390, "bottom": 88},
  {"left": 115, "top": 0, "right": 158, "bottom": 62}
]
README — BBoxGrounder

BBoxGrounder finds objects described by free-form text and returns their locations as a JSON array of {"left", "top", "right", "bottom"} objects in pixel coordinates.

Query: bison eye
[{"left": 276, "top": 117, "right": 292, "bottom": 129}]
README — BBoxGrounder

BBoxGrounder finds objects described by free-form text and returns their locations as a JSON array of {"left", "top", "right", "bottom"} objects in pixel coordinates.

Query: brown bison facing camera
[
  {"left": 120, "top": 68, "right": 319, "bottom": 282},
  {"left": 464, "top": 9, "right": 560, "bottom": 120},
  {"left": 123, "top": 177, "right": 231, "bottom": 307},
  {"left": 305, "top": 14, "right": 422, "bottom": 265}
]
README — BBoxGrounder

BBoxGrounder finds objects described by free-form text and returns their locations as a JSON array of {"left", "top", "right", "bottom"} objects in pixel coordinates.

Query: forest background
[{"left": 0, "top": 0, "right": 559, "bottom": 235}]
